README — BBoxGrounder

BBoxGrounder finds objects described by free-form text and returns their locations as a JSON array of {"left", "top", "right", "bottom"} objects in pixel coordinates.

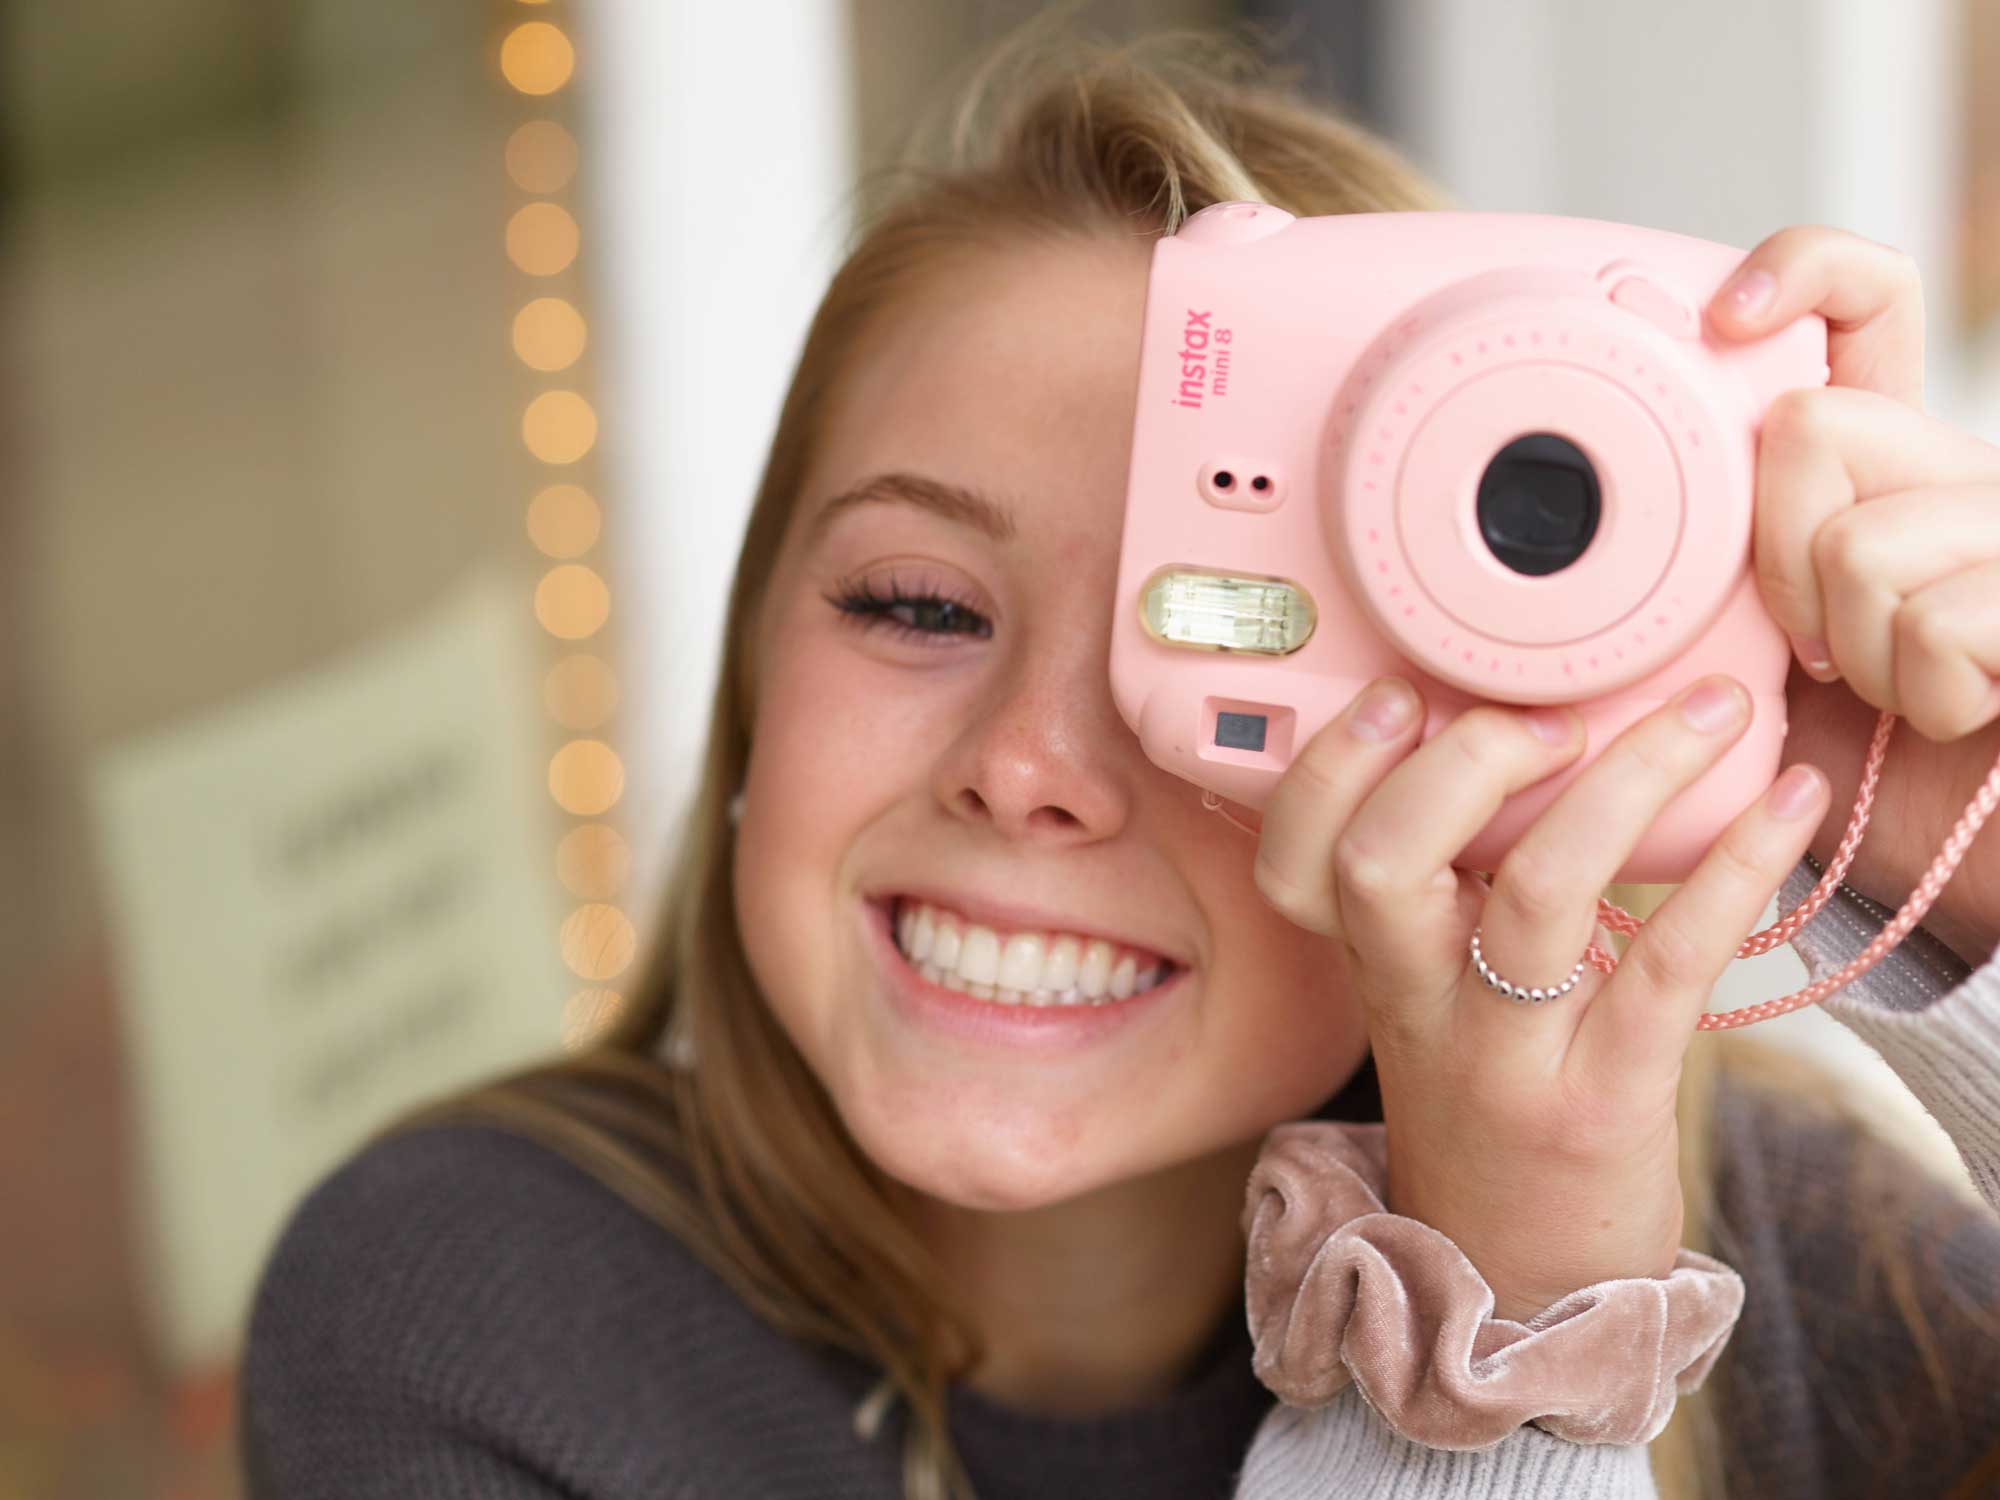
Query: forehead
[{"left": 805, "top": 237, "right": 1154, "bottom": 528}]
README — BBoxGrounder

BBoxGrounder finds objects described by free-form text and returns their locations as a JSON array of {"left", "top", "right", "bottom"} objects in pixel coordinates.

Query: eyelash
[{"left": 826, "top": 570, "right": 993, "bottom": 644}]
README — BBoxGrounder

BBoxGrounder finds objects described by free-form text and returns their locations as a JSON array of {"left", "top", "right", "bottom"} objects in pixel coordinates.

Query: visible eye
[{"left": 825, "top": 568, "right": 993, "bottom": 644}]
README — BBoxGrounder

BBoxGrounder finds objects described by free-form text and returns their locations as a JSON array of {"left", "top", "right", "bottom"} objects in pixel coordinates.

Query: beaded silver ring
[{"left": 1469, "top": 927, "right": 1585, "bottom": 1005}]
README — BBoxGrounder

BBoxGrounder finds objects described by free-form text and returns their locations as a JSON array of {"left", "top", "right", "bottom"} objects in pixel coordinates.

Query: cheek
[
  {"left": 1199, "top": 859, "right": 1372, "bottom": 1116},
  {"left": 730, "top": 628, "right": 950, "bottom": 1070}
]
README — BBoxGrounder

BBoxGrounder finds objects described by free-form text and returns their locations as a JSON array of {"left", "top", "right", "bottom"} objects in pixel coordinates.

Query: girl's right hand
[{"left": 1250, "top": 673, "right": 1828, "bottom": 1320}]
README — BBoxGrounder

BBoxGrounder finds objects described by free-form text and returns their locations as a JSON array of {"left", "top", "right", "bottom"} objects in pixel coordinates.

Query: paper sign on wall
[{"left": 89, "top": 567, "right": 570, "bottom": 1373}]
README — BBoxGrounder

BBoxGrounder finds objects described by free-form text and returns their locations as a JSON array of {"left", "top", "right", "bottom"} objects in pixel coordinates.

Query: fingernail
[
  {"left": 1768, "top": 765, "right": 1825, "bottom": 820},
  {"left": 1522, "top": 706, "right": 1573, "bottom": 745},
  {"left": 1680, "top": 677, "right": 1747, "bottom": 733},
  {"left": 1786, "top": 633, "right": 1837, "bottom": 680},
  {"left": 1348, "top": 679, "right": 1416, "bottom": 740},
  {"left": 1721, "top": 267, "right": 1776, "bottom": 320}
]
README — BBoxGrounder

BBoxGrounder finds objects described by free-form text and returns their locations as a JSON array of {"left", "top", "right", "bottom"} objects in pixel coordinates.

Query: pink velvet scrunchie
[{"left": 1242, "top": 1120, "right": 1744, "bottom": 1450}]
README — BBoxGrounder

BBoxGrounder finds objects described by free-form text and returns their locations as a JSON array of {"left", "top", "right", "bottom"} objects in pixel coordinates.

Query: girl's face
[{"left": 734, "top": 236, "right": 1370, "bottom": 1212}]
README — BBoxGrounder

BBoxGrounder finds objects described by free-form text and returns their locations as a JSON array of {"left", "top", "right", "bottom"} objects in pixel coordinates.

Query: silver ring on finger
[{"left": 1469, "top": 927, "right": 1586, "bottom": 1005}]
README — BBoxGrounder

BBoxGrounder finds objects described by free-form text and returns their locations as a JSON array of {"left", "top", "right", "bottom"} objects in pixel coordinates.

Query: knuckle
[
  {"left": 1705, "top": 827, "right": 1771, "bottom": 897},
  {"left": 1810, "top": 512, "right": 1870, "bottom": 585},
  {"left": 1285, "top": 740, "right": 1346, "bottom": 803},
  {"left": 1761, "top": 386, "right": 1828, "bottom": 451},
  {"left": 1895, "top": 597, "right": 1958, "bottom": 660},
  {"left": 1252, "top": 850, "right": 1333, "bottom": 934},
  {"left": 1622, "top": 723, "right": 1688, "bottom": 781},
  {"left": 1332, "top": 831, "right": 1402, "bottom": 904},
  {"left": 1625, "top": 916, "right": 1708, "bottom": 996},
  {"left": 1754, "top": 568, "right": 1812, "bottom": 631},
  {"left": 1491, "top": 850, "right": 1573, "bottom": 929},
  {"left": 1442, "top": 712, "right": 1516, "bottom": 776}
]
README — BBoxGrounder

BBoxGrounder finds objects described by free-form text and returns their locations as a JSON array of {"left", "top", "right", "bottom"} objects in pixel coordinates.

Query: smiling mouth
[{"left": 885, "top": 895, "right": 1178, "bottom": 1007}]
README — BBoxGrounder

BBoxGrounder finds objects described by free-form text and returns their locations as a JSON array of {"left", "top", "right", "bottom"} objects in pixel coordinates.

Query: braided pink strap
[
  {"left": 1242, "top": 1121, "right": 1744, "bottom": 1450},
  {"left": 1597, "top": 709, "right": 1999, "bottom": 1028}
]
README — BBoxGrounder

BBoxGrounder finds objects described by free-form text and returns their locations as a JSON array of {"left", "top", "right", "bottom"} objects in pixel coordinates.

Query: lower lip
[{"left": 863, "top": 897, "right": 1185, "bottom": 1055}]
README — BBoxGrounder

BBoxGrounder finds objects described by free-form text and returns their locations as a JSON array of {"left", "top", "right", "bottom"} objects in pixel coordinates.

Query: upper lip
[{"left": 868, "top": 886, "right": 1190, "bottom": 968}]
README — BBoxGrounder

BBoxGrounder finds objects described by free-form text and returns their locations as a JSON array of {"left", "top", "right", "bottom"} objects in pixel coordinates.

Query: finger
[
  {"left": 1253, "top": 676, "right": 1425, "bottom": 939},
  {"left": 1325, "top": 700, "right": 1584, "bottom": 1024},
  {"left": 1814, "top": 487, "right": 2000, "bottom": 716},
  {"left": 1577, "top": 761, "right": 1829, "bottom": 1086},
  {"left": 1890, "top": 558, "right": 2000, "bottom": 742},
  {"left": 1468, "top": 675, "right": 1753, "bottom": 1071},
  {"left": 1706, "top": 225, "right": 1926, "bottom": 408},
  {"left": 1751, "top": 385, "right": 2000, "bottom": 676}
]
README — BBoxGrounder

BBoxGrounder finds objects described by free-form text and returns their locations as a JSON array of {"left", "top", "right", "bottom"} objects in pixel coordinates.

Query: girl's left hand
[{"left": 1708, "top": 226, "right": 2000, "bottom": 964}]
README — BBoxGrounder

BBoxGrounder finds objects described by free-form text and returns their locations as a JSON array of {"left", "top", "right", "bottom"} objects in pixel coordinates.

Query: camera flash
[{"left": 1140, "top": 568, "right": 1316, "bottom": 655}]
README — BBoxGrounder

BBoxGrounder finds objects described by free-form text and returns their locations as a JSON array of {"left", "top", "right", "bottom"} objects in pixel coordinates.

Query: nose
[{"left": 932, "top": 648, "right": 1135, "bottom": 844}]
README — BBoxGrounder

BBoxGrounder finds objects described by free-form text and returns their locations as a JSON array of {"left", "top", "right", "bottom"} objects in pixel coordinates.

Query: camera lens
[{"left": 1475, "top": 433, "right": 1601, "bottom": 578}]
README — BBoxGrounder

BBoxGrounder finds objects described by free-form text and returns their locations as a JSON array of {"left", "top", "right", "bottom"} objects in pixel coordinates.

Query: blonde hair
[{"left": 367, "top": 21, "right": 1970, "bottom": 1499}]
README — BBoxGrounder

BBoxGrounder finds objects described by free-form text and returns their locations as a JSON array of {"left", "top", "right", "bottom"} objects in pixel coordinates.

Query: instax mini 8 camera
[{"left": 1110, "top": 203, "right": 1830, "bottom": 883}]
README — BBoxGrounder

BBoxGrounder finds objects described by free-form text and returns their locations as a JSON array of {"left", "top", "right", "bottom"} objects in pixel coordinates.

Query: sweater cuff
[
  {"left": 1233, "top": 1387, "right": 1657, "bottom": 1500},
  {"left": 1779, "top": 853, "right": 2000, "bottom": 1210}
]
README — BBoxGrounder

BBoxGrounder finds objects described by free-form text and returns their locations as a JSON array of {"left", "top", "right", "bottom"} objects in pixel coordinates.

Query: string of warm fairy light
[{"left": 501, "top": 4, "right": 636, "bottom": 1050}]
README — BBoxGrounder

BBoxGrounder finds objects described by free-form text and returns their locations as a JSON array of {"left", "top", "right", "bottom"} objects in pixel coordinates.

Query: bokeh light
[
  {"left": 558, "top": 823, "right": 632, "bottom": 900},
  {"left": 544, "top": 651, "right": 620, "bottom": 728},
  {"left": 549, "top": 739, "right": 625, "bottom": 816},
  {"left": 512, "top": 297, "right": 588, "bottom": 372},
  {"left": 559, "top": 902, "right": 637, "bottom": 980},
  {"left": 534, "top": 563, "right": 610, "bottom": 639},
  {"left": 505, "top": 121, "right": 579, "bottom": 194},
  {"left": 522, "top": 390, "right": 597, "bottom": 463},
  {"left": 525, "top": 482, "right": 600, "bottom": 558},
  {"left": 561, "top": 988, "right": 626, "bottom": 1050},
  {"left": 501, "top": 22, "right": 574, "bottom": 96},
  {"left": 506, "top": 202, "right": 580, "bottom": 276}
]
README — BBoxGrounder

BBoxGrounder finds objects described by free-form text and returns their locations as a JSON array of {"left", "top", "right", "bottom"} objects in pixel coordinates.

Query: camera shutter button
[
  {"left": 1176, "top": 201, "right": 1296, "bottom": 245},
  {"left": 1607, "top": 274, "right": 1699, "bottom": 339}
]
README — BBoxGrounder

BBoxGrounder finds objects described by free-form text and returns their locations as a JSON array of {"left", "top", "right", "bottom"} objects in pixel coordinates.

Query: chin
[{"left": 843, "top": 1091, "right": 1136, "bottom": 1213}]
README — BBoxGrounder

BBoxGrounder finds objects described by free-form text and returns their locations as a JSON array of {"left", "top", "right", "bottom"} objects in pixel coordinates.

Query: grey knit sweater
[{"left": 237, "top": 855, "right": 2000, "bottom": 1498}]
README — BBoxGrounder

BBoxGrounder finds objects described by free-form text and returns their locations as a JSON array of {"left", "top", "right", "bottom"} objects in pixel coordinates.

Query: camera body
[{"left": 1110, "top": 204, "right": 1829, "bottom": 883}]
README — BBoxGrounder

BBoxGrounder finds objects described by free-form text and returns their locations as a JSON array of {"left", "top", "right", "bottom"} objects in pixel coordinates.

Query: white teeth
[
  {"left": 1078, "top": 941, "right": 1113, "bottom": 999},
  {"left": 891, "top": 899, "right": 1175, "bottom": 1008},
  {"left": 958, "top": 928, "right": 1000, "bottom": 986},
  {"left": 1045, "top": 936, "right": 1081, "bottom": 992},
  {"left": 996, "top": 933, "right": 1046, "bottom": 991},
  {"left": 1110, "top": 955, "right": 1137, "bottom": 999}
]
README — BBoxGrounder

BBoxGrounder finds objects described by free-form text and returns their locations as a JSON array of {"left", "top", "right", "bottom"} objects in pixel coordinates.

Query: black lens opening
[{"left": 1475, "top": 433, "right": 1601, "bottom": 578}]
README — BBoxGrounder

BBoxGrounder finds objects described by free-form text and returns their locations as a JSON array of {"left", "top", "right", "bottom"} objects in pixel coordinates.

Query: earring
[
  {"left": 661, "top": 1012, "right": 699, "bottom": 1072},
  {"left": 727, "top": 791, "right": 745, "bottom": 827}
]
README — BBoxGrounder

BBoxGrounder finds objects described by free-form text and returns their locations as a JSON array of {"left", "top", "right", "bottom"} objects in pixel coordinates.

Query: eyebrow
[{"left": 805, "top": 471, "right": 1018, "bottom": 547}]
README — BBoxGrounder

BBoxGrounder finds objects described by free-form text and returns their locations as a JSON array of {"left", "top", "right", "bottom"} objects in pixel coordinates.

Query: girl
[{"left": 240, "top": 28, "right": 2000, "bottom": 1500}]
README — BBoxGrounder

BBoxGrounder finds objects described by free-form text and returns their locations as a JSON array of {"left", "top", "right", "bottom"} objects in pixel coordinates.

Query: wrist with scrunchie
[{"left": 1241, "top": 1120, "right": 1744, "bottom": 1449}]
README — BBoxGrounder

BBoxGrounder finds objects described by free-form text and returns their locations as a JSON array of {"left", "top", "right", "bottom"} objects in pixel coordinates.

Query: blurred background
[{"left": 2, "top": 0, "right": 1994, "bottom": 1494}]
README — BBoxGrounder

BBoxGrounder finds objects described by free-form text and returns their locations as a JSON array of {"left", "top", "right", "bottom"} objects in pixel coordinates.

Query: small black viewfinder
[{"left": 1215, "top": 712, "right": 1268, "bottom": 752}]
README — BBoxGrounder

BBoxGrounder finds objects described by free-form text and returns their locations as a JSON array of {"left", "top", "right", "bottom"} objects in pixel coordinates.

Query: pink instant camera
[{"left": 1110, "top": 203, "right": 1830, "bottom": 884}]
